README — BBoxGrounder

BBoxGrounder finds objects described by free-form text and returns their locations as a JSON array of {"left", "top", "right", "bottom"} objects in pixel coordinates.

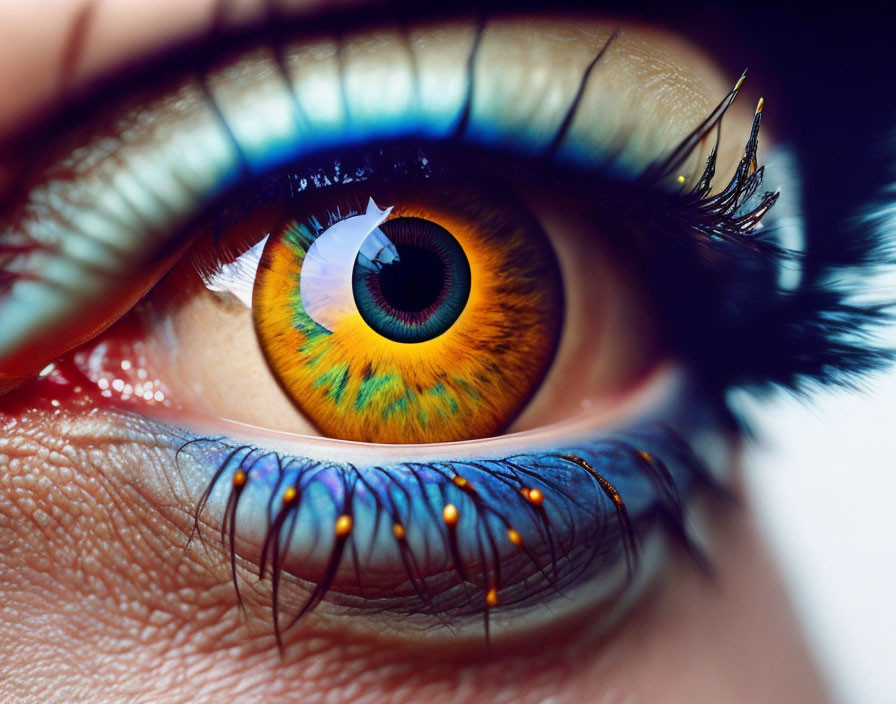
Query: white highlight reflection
[
  {"left": 202, "top": 235, "right": 269, "bottom": 308},
  {"left": 300, "top": 198, "right": 397, "bottom": 331}
]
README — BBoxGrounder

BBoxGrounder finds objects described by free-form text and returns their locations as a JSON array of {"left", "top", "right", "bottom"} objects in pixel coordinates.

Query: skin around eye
[
  {"left": 0, "top": 4, "right": 846, "bottom": 704},
  {"left": 0, "top": 13, "right": 779, "bottom": 643}
]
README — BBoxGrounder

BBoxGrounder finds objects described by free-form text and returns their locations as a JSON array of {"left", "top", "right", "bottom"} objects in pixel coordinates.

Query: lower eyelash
[{"left": 178, "top": 422, "right": 726, "bottom": 648}]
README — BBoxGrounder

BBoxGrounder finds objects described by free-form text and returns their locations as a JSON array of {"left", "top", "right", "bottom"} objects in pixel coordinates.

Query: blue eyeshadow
[{"left": 171, "top": 412, "right": 723, "bottom": 641}]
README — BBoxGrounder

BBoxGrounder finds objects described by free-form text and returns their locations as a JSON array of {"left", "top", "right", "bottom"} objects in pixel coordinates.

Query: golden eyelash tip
[
  {"left": 734, "top": 71, "right": 747, "bottom": 92},
  {"left": 452, "top": 475, "right": 473, "bottom": 491},
  {"left": 637, "top": 450, "right": 654, "bottom": 463},
  {"left": 507, "top": 528, "right": 523, "bottom": 547},
  {"left": 282, "top": 486, "right": 299, "bottom": 505},
  {"left": 335, "top": 514, "right": 353, "bottom": 538},
  {"left": 486, "top": 587, "right": 499, "bottom": 607},
  {"left": 522, "top": 487, "right": 545, "bottom": 506},
  {"left": 677, "top": 175, "right": 687, "bottom": 184},
  {"left": 605, "top": 485, "right": 623, "bottom": 507},
  {"left": 443, "top": 503, "right": 459, "bottom": 527},
  {"left": 232, "top": 470, "right": 247, "bottom": 488},
  {"left": 756, "top": 97, "right": 765, "bottom": 114},
  {"left": 392, "top": 522, "right": 406, "bottom": 540}
]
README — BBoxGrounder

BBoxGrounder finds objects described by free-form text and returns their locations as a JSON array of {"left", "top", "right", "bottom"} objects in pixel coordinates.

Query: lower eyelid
[{"left": 154, "top": 383, "right": 729, "bottom": 643}]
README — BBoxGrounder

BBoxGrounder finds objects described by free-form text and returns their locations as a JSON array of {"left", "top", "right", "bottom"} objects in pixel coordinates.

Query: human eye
[{"left": 0, "top": 3, "right": 888, "bottom": 701}]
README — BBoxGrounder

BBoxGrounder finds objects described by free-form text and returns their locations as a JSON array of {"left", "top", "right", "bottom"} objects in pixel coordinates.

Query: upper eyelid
[
  {"left": 0, "top": 1, "right": 745, "bottom": 160},
  {"left": 0, "top": 13, "right": 781, "bottom": 392},
  {"left": 3, "top": 15, "right": 744, "bottom": 194},
  {"left": 0, "top": 22, "right": 710, "bottom": 265}
]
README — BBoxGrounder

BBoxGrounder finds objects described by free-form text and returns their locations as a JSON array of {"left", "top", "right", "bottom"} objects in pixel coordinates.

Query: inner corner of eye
[{"left": 107, "top": 165, "right": 662, "bottom": 445}]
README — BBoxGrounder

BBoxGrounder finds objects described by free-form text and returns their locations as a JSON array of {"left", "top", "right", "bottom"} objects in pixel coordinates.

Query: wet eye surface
[
  {"left": 1, "top": 10, "right": 880, "bottom": 660},
  {"left": 128, "top": 138, "right": 664, "bottom": 442},
  {"left": 252, "top": 180, "right": 563, "bottom": 443}
]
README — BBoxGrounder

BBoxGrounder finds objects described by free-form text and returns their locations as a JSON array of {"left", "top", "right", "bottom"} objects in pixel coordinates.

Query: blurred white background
[{"left": 738, "top": 374, "right": 896, "bottom": 704}]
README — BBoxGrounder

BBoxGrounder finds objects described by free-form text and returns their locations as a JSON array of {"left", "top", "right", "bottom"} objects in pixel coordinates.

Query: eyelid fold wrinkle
[{"left": 0, "top": 17, "right": 738, "bottom": 387}]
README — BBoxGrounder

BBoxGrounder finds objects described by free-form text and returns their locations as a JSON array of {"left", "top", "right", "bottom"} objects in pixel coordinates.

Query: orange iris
[{"left": 253, "top": 186, "right": 563, "bottom": 443}]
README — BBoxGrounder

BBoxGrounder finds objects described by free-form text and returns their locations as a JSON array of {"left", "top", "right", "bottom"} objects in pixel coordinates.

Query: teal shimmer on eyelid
[
  {"left": 0, "top": 23, "right": 669, "bottom": 361},
  {"left": 200, "top": 27, "right": 636, "bottom": 177},
  {"left": 0, "top": 78, "right": 241, "bottom": 359},
  {"left": 203, "top": 46, "right": 463, "bottom": 176}
]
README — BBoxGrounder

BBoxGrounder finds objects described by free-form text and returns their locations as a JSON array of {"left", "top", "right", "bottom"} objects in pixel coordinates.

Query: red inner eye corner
[{"left": 5, "top": 313, "right": 173, "bottom": 415}]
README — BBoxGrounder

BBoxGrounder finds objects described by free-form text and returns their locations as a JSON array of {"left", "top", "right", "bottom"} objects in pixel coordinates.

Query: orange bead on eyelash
[{"left": 252, "top": 189, "right": 562, "bottom": 443}]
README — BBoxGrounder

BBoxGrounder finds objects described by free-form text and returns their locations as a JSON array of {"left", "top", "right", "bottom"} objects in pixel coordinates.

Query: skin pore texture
[
  {"left": 1, "top": 408, "right": 829, "bottom": 703},
  {"left": 0, "top": 1, "right": 832, "bottom": 703}
]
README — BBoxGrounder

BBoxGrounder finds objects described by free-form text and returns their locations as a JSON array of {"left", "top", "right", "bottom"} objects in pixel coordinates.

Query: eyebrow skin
[
  {"left": 0, "top": 0, "right": 214, "bottom": 136},
  {"left": 0, "top": 0, "right": 383, "bottom": 141}
]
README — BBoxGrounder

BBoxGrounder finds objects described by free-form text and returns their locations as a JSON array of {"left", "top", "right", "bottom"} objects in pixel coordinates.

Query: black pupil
[{"left": 378, "top": 243, "right": 444, "bottom": 313}]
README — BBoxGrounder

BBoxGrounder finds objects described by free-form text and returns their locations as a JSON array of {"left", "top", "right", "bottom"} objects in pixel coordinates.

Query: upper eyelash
[{"left": 194, "top": 64, "right": 775, "bottom": 266}]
